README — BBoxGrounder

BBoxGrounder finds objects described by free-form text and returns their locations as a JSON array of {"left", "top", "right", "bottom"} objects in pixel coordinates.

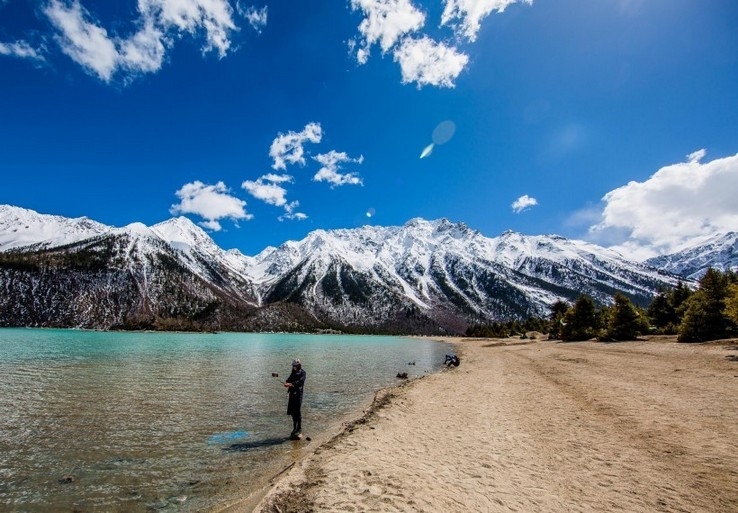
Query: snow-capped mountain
[
  {"left": 0, "top": 205, "right": 110, "bottom": 251},
  {"left": 250, "top": 219, "right": 680, "bottom": 333},
  {"left": 0, "top": 205, "right": 688, "bottom": 333},
  {"left": 645, "top": 232, "right": 738, "bottom": 280}
]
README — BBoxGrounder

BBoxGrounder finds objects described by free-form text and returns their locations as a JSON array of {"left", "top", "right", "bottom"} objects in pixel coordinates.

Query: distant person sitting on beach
[
  {"left": 444, "top": 354, "right": 460, "bottom": 367},
  {"left": 284, "top": 359, "right": 306, "bottom": 439}
]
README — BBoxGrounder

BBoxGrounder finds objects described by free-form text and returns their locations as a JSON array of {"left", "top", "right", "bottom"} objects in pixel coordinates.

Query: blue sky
[{"left": 1, "top": 0, "right": 737, "bottom": 259}]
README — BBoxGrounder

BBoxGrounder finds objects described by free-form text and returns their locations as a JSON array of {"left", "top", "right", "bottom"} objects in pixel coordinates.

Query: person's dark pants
[{"left": 291, "top": 412, "right": 301, "bottom": 434}]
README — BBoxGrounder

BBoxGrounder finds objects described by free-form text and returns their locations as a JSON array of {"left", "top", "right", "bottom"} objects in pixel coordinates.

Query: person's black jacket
[{"left": 286, "top": 368, "right": 306, "bottom": 415}]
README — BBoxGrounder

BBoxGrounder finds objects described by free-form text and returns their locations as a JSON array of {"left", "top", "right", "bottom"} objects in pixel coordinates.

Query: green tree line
[{"left": 466, "top": 268, "right": 738, "bottom": 342}]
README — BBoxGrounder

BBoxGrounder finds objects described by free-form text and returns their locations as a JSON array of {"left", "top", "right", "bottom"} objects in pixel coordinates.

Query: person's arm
[
  {"left": 285, "top": 370, "right": 306, "bottom": 389},
  {"left": 289, "top": 369, "right": 305, "bottom": 389},
  {"left": 295, "top": 369, "right": 306, "bottom": 389}
]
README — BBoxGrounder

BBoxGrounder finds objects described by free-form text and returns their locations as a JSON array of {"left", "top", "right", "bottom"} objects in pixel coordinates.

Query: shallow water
[{"left": 0, "top": 329, "right": 452, "bottom": 512}]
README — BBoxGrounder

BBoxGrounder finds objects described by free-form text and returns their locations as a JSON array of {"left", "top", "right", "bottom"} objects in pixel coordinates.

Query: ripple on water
[{"left": 0, "top": 329, "right": 453, "bottom": 512}]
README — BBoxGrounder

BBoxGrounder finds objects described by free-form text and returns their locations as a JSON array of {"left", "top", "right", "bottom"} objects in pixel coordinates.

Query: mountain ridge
[{"left": 0, "top": 204, "right": 721, "bottom": 334}]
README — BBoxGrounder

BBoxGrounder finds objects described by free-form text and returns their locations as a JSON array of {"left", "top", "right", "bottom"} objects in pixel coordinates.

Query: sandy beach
[{"left": 231, "top": 336, "right": 738, "bottom": 512}]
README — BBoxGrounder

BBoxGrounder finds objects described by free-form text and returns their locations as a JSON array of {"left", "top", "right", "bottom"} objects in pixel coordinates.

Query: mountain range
[
  {"left": 0, "top": 205, "right": 731, "bottom": 334},
  {"left": 644, "top": 231, "right": 738, "bottom": 281}
]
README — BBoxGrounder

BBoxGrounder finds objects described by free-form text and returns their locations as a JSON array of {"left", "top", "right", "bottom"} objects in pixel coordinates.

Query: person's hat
[{"left": 292, "top": 359, "right": 301, "bottom": 367}]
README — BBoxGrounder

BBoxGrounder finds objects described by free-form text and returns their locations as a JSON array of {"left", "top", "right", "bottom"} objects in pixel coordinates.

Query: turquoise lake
[{"left": 0, "top": 329, "right": 453, "bottom": 512}]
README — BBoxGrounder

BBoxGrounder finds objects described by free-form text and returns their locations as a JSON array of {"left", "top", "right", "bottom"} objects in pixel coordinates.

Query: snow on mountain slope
[
  {"left": 0, "top": 205, "right": 690, "bottom": 331},
  {"left": 646, "top": 232, "right": 738, "bottom": 280},
  {"left": 0, "top": 205, "right": 110, "bottom": 252},
  {"left": 150, "top": 216, "right": 259, "bottom": 305},
  {"left": 251, "top": 218, "right": 678, "bottom": 321}
]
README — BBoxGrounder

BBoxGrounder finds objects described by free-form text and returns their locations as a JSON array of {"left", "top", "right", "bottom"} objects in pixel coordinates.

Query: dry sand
[{"left": 240, "top": 336, "right": 738, "bottom": 512}]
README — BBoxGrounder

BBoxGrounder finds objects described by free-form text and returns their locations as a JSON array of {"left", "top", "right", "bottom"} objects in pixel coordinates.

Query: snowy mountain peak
[
  {"left": 646, "top": 231, "right": 738, "bottom": 279},
  {"left": 122, "top": 222, "right": 156, "bottom": 238},
  {"left": 0, "top": 204, "right": 110, "bottom": 252},
  {"left": 151, "top": 216, "right": 219, "bottom": 253},
  {"left": 0, "top": 204, "right": 704, "bottom": 333}
]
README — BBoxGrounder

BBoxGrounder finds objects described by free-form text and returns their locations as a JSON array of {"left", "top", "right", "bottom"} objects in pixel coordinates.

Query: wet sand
[{"left": 230, "top": 336, "right": 738, "bottom": 512}]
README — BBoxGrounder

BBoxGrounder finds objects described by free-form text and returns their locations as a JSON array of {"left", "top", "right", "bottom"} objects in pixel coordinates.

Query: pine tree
[
  {"left": 647, "top": 290, "right": 675, "bottom": 332},
  {"left": 725, "top": 283, "right": 738, "bottom": 326},
  {"left": 561, "top": 295, "right": 597, "bottom": 341},
  {"left": 670, "top": 281, "right": 693, "bottom": 311},
  {"left": 678, "top": 268, "right": 730, "bottom": 342},
  {"left": 606, "top": 293, "right": 644, "bottom": 341},
  {"left": 647, "top": 282, "right": 694, "bottom": 334},
  {"left": 548, "top": 300, "right": 570, "bottom": 339}
]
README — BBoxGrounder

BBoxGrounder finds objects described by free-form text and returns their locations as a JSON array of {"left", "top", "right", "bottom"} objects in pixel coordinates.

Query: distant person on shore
[
  {"left": 284, "top": 359, "right": 306, "bottom": 439},
  {"left": 444, "top": 354, "right": 460, "bottom": 367}
]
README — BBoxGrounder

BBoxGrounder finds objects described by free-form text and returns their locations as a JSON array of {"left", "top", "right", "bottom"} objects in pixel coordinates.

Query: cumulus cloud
[
  {"left": 269, "top": 122, "right": 323, "bottom": 170},
  {"left": 238, "top": 3, "right": 267, "bottom": 32},
  {"left": 0, "top": 40, "right": 45, "bottom": 61},
  {"left": 118, "top": 18, "right": 167, "bottom": 74},
  {"left": 589, "top": 150, "right": 738, "bottom": 260},
  {"left": 349, "top": 0, "right": 425, "bottom": 64},
  {"left": 242, "top": 173, "right": 308, "bottom": 220},
  {"left": 511, "top": 194, "right": 538, "bottom": 213},
  {"left": 312, "top": 151, "right": 365, "bottom": 187},
  {"left": 139, "top": 0, "right": 236, "bottom": 57},
  {"left": 393, "top": 36, "right": 468, "bottom": 88},
  {"left": 170, "top": 180, "right": 252, "bottom": 231},
  {"left": 43, "top": 0, "right": 239, "bottom": 83},
  {"left": 241, "top": 173, "right": 292, "bottom": 206},
  {"left": 44, "top": 1, "right": 121, "bottom": 81},
  {"left": 441, "top": 0, "right": 532, "bottom": 42},
  {"left": 349, "top": 0, "right": 525, "bottom": 87},
  {"left": 280, "top": 201, "right": 308, "bottom": 221}
]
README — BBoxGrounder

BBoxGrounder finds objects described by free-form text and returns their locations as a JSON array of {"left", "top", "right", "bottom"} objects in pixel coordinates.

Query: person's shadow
[{"left": 224, "top": 436, "right": 291, "bottom": 451}]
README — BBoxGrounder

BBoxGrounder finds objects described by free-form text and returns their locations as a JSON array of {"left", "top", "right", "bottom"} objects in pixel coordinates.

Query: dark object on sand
[
  {"left": 396, "top": 372, "right": 408, "bottom": 379},
  {"left": 271, "top": 372, "right": 279, "bottom": 377},
  {"left": 444, "top": 354, "right": 460, "bottom": 367}
]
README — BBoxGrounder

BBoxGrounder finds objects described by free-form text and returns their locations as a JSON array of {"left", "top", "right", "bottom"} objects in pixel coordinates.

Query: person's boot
[{"left": 290, "top": 419, "right": 301, "bottom": 440}]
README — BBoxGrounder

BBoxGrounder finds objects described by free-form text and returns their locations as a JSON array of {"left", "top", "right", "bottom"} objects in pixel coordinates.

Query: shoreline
[
  {"left": 210, "top": 380, "right": 433, "bottom": 513},
  {"left": 242, "top": 335, "right": 738, "bottom": 512},
  {"left": 211, "top": 336, "right": 463, "bottom": 513},
  {"left": 209, "top": 335, "right": 457, "bottom": 513}
]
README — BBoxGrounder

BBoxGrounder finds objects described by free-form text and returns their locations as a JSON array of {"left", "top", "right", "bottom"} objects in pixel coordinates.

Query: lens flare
[
  {"left": 432, "top": 120, "right": 456, "bottom": 145},
  {"left": 420, "top": 143, "right": 434, "bottom": 159}
]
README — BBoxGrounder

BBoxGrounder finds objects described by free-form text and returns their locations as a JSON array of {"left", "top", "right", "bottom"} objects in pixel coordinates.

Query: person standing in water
[{"left": 284, "top": 359, "right": 306, "bottom": 439}]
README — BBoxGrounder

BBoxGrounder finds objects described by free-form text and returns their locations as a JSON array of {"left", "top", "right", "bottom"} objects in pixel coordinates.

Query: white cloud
[
  {"left": 118, "top": 19, "right": 167, "bottom": 74},
  {"left": 242, "top": 174, "right": 308, "bottom": 221},
  {"left": 241, "top": 174, "right": 293, "bottom": 206},
  {"left": 312, "top": 150, "right": 364, "bottom": 187},
  {"left": 589, "top": 150, "right": 738, "bottom": 259},
  {"left": 269, "top": 122, "right": 323, "bottom": 170},
  {"left": 44, "top": 0, "right": 120, "bottom": 81},
  {"left": 0, "top": 40, "right": 45, "bottom": 61},
  {"left": 511, "top": 194, "right": 538, "bottom": 213},
  {"left": 237, "top": 3, "right": 267, "bottom": 32},
  {"left": 393, "top": 36, "right": 468, "bottom": 88},
  {"left": 139, "top": 0, "right": 236, "bottom": 58},
  {"left": 349, "top": 0, "right": 533, "bottom": 87},
  {"left": 43, "top": 0, "right": 237, "bottom": 83},
  {"left": 441, "top": 0, "right": 532, "bottom": 42},
  {"left": 279, "top": 201, "right": 308, "bottom": 221},
  {"left": 687, "top": 148, "right": 706, "bottom": 163},
  {"left": 170, "top": 180, "right": 252, "bottom": 231},
  {"left": 350, "top": 0, "right": 425, "bottom": 64}
]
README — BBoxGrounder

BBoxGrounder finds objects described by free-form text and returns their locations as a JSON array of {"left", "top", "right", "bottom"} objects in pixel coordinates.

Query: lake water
[{"left": 0, "top": 329, "right": 453, "bottom": 512}]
